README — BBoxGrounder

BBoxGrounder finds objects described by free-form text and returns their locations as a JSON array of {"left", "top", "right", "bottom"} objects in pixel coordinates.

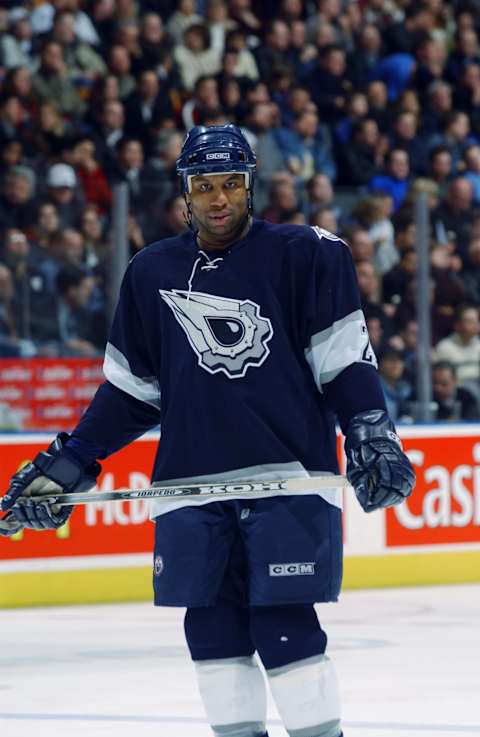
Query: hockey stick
[{"left": 5, "top": 475, "right": 348, "bottom": 508}]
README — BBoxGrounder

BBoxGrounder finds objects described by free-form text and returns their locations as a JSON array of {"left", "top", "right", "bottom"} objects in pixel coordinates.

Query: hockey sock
[
  {"left": 267, "top": 655, "right": 341, "bottom": 737},
  {"left": 249, "top": 605, "right": 341, "bottom": 737},
  {"left": 185, "top": 604, "right": 266, "bottom": 736},
  {"left": 194, "top": 656, "right": 267, "bottom": 737},
  {"left": 249, "top": 604, "right": 327, "bottom": 670}
]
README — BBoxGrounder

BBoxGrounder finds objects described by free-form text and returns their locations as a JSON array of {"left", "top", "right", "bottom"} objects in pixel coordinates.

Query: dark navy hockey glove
[
  {"left": 1, "top": 433, "right": 101, "bottom": 532},
  {"left": 345, "top": 409, "right": 415, "bottom": 513}
]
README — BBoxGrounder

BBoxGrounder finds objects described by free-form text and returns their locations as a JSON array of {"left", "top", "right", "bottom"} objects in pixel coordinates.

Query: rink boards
[{"left": 1, "top": 426, "right": 480, "bottom": 607}]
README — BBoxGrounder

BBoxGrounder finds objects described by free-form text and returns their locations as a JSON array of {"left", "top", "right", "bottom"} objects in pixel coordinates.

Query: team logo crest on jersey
[{"left": 160, "top": 289, "right": 273, "bottom": 378}]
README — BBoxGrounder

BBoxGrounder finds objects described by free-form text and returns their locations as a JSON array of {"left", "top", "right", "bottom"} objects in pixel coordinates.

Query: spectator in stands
[
  {"left": 124, "top": 69, "right": 175, "bottom": 147},
  {"left": 461, "top": 144, "right": 480, "bottom": 204},
  {"left": 0, "top": 262, "right": 21, "bottom": 357},
  {"left": 305, "top": 173, "right": 338, "bottom": 221},
  {"left": 338, "top": 118, "right": 387, "bottom": 187},
  {"left": 427, "top": 145, "right": 453, "bottom": 196},
  {"left": 454, "top": 63, "right": 480, "bottom": 135},
  {"left": 382, "top": 5, "right": 436, "bottom": 56},
  {"left": 32, "top": 41, "right": 85, "bottom": 119},
  {"left": 137, "top": 12, "right": 173, "bottom": 76},
  {"left": 429, "top": 111, "right": 476, "bottom": 174},
  {"left": 44, "top": 163, "right": 84, "bottom": 229},
  {"left": 0, "top": 227, "right": 56, "bottom": 345},
  {"left": 356, "top": 259, "right": 393, "bottom": 341},
  {"left": 206, "top": 0, "right": 236, "bottom": 56},
  {"left": 49, "top": 9, "right": 107, "bottom": 82},
  {"left": 224, "top": 28, "right": 259, "bottom": 80},
  {"left": 153, "top": 194, "right": 188, "bottom": 240},
  {"left": 0, "top": 165, "right": 37, "bottom": 235},
  {"left": 430, "top": 241, "right": 468, "bottom": 336},
  {"left": 377, "top": 345, "right": 412, "bottom": 422},
  {"left": 394, "top": 319, "right": 419, "bottom": 385},
  {"left": 85, "top": 74, "right": 120, "bottom": 129},
  {"left": 0, "top": 94, "right": 26, "bottom": 147},
  {"left": 29, "top": 201, "right": 61, "bottom": 256},
  {"left": 432, "top": 361, "right": 480, "bottom": 421},
  {"left": 446, "top": 27, "right": 480, "bottom": 85},
  {"left": 55, "top": 263, "right": 105, "bottom": 356},
  {"left": 182, "top": 75, "right": 220, "bottom": 130},
  {"left": 228, "top": 0, "right": 261, "bottom": 36},
  {"left": 411, "top": 37, "right": 447, "bottom": 97},
  {"left": 245, "top": 102, "right": 286, "bottom": 214},
  {"left": 2, "top": 67, "right": 37, "bottom": 129},
  {"left": 390, "top": 110, "right": 426, "bottom": 175},
  {"left": 112, "top": 138, "right": 146, "bottom": 215},
  {"left": 352, "top": 194, "right": 397, "bottom": 275},
  {"left": 383, "top": 247, "right": 418, "bottom": 310},
  {"left": 106, "top": 44, "right": 136, "bottom": 100},
  {"left": 366, "top": 79, "right": 390, "bottom": 133},
  {"left": 462, "top": 238, "right": 480, "bottom": 305},
  {"left": 174, "top": 23, "right": 221, "bottom": 91},
  {"left": 275, "top": 108, "right": 336, "bottom": 184},
  {"left": 421, "top": 80, "right": 453, "bottom": 137},
  {"left": 343, "top": 224, "right": 375, "bottom": 264},
  {"left": 254, "top": 19, "right": 292, "bottom": 83},
  {"left": 141, "top": 130, "right": 184, "bottom": 224},
  {"left": 334, "top": 91, "right": 369, "bottom": 146},
  {"left": 91, "top": 101, "right": 127, "bottom": 177},
  {"left": 261, "top": 177, "right": 299, "bottom": 223},
  {"left": 348, "top": 24, "right": 383, "bottom": 87},
  {"left": 306, "top": 44, "right": 351, "bottom": 125},
  {"left": 434, "top": 304, "right": 480, "bottom": 383},
  {"left": 311, "top": 205, "right": 337, "bottom": 232},
  {"left": 369, "top": 147, "right": 411, "bottom": 211},
  {"left": 78, "top": 205, "right": 108, "bottom": 269},
  {"left": 0, "top": 139, "right": 24, "bottom": 182},
  {"left": 432, "top": 177, "right": 477, "bottom": 259},
  {"left": 288, "top": 18, "right": 318, "bottom": 81},
  {"left": 0, "top": 7, "right": 35, "bottom": 71},
  {"left": 30, "top": 0, "right": 100, "bottom": 47},
  {"left": 72, "top": 136, "right": 112, "bottom": 216},
  {"left": 166, "top": 0, "right": 203, "bottom": 46}
]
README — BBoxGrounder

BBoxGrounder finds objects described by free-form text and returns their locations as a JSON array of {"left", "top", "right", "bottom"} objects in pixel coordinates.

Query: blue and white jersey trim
[
  {"left": 305, "top": 309, "right": 377, "bottom": 392},
  {"left": 103, "top": 342, "right": 161, "bottom": 409},
  {"left": 149, "top": 461, "right": 342, "bottom": 518}
]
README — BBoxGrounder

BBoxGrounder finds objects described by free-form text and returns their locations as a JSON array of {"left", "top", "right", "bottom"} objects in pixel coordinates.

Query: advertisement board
[{"left": 1, "top": 426, "right": 480, "bottom": 607}]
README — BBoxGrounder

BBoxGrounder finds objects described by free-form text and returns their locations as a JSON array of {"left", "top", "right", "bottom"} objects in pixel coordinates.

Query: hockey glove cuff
[
  {"left": 1, "top": 433, "right": 101, "bottom": 531},
  {"left": 345, "top": 409, "right": 415, "bottom": 513}
]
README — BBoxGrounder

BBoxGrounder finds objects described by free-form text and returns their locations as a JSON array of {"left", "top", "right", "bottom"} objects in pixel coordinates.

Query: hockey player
[{"left": 1, "top": 125, "right": 415, "bottom": 737}]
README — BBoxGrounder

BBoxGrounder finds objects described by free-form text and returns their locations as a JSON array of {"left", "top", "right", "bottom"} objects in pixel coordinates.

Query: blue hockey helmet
[{"left": 176, "top": 124, "right": 256, "bottom": 195}]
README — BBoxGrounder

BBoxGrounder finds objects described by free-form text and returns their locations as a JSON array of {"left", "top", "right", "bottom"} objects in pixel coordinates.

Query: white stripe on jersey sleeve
[
  {"left": 103, "top": 342, "right": 161, "bottom": 409},
  {"left": 305, "top": 309, "right": 377, "bottom": 392}
]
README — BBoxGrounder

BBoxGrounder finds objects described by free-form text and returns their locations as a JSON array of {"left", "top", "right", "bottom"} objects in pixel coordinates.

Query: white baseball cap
[{"left": 46, "top": 163, "right": 77, "bottom": 189}]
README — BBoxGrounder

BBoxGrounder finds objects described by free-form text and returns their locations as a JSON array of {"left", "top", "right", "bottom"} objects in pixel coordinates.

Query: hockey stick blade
[{"left": 16, "top": 475, "right": 348, "bottom": 507}]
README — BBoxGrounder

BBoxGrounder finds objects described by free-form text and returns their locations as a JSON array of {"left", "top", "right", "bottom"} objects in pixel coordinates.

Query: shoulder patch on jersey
[
  {"left": 159, "top": 289, "right": 273, "bottom": 379},
  {"left": 311, "top": 225, "right": 342, "bottom": 243}
]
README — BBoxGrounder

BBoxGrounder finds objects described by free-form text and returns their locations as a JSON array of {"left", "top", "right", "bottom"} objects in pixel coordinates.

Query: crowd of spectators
[{"left": 1, "top": 0, "right": 480, "bottom": 421}]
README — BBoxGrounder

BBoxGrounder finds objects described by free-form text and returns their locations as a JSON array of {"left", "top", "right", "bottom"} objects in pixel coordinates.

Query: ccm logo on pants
[{"left": 269, "top": 563, "right": 316, "bottom": 576}]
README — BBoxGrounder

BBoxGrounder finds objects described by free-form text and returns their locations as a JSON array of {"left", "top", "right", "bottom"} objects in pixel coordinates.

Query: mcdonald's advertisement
[{"left": 1, "top": 425, "right": 480, "bottom": 606}]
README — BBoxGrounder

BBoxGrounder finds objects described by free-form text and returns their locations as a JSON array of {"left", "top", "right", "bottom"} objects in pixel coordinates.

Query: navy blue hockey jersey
[{"left": 96, "top": 220, "right": 377, "bottom": 517}]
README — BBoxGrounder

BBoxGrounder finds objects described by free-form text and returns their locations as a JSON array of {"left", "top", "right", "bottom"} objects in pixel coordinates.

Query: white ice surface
[{"left": 1, "top": 584, "right": 479, "bottom": 737}]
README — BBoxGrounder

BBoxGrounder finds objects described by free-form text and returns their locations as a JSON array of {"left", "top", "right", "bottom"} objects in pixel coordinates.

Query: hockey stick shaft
[{"left": 15, "top": 475, "right": 348, "bottom": 507}]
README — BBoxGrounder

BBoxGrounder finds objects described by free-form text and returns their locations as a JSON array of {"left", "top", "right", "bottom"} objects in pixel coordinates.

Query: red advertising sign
[
  {"left": 0, "top": 436, "right": 158, "bottom": 560},
  {"left": 387, "top": 431, "right": 480, "bottom": 546}
]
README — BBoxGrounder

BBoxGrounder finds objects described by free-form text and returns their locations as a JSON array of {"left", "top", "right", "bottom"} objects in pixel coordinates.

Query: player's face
[{"left": 188, "top": 172, "right": 249, "bottom": 248}]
